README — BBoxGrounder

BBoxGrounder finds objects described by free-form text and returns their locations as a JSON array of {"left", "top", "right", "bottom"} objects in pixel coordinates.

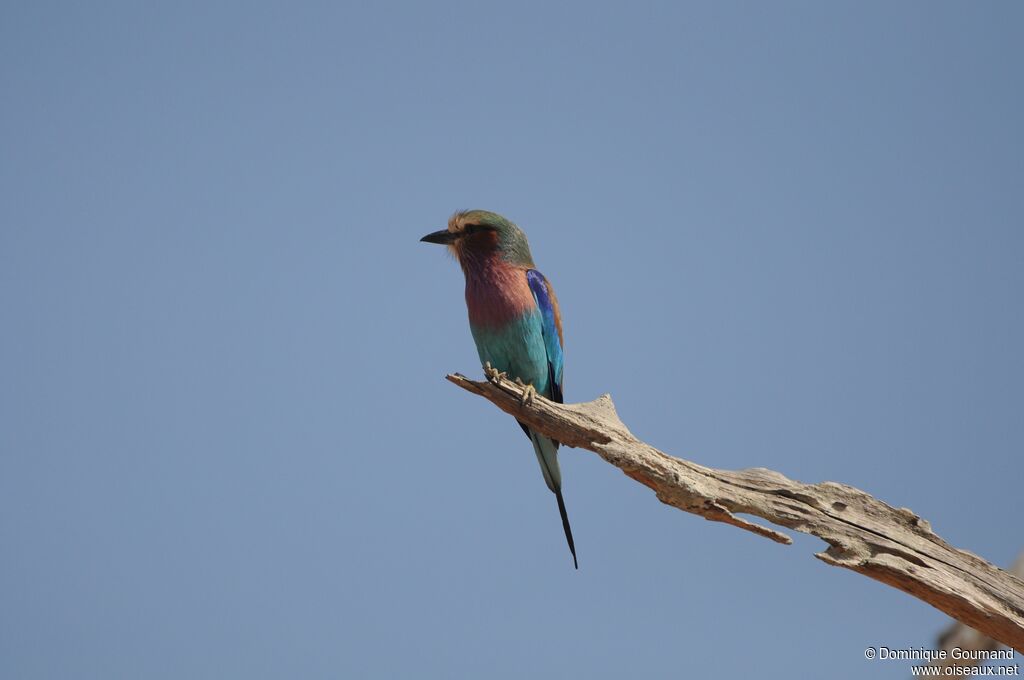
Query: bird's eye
[{"left": 463, "top": 224, "right": 494, "bottom": 235}]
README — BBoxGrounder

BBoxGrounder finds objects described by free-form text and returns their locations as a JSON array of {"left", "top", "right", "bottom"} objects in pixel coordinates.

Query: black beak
[{"left": 420, "top": 229, "right": 458, "bottom": 245}]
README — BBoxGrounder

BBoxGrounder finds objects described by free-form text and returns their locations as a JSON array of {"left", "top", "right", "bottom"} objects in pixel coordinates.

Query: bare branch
[
  {"left": 447, "top": 372, "right": 1024, "bottom": 652},
  {"left": 928, "top": 553, "right": 1024, "bottom": 673}
]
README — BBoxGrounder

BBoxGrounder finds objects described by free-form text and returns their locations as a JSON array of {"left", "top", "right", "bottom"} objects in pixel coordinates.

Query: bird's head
[{"left": 420, "top": 210, "right": 535, "bottom": 270}]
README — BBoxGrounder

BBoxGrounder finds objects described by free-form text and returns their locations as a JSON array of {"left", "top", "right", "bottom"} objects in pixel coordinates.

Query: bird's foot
[
  {"left": 514, "top": 378, "right": 537, "bottom": 406},
  {"left": 484, "top": 362, "right": 507, "bottom": 383}
]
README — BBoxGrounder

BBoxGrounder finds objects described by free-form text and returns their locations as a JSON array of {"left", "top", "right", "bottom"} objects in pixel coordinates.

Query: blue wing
[
  {"left": 525, "top": 269, "right": 577, "bottom": 568},
  {"left": 526, "top": 269, "right": 564, "bottom": 404}
]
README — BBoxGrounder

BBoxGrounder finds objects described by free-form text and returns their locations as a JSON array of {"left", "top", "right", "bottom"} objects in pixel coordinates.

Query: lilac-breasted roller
[{"left": 421, "top": 210, "right": 577, "bottom": 569}]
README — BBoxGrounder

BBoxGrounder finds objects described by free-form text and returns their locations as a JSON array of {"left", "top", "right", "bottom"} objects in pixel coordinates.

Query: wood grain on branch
[
  {"left": 928, "top": 553, "right": 1024, "bottom": 673},
  {"left": 446, "top": 372, "right": 1024, "bottom": 652}
]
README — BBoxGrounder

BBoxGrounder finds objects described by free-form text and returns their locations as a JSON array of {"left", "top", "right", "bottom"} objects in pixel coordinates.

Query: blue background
[{"left": 2, "top": 2, "right": 1021, "bottom": 678}]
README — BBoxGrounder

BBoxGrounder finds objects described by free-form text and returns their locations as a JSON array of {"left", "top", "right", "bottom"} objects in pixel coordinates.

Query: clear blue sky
[{"left": 2, "top": 2, "right": 1021, "bottom": 678}]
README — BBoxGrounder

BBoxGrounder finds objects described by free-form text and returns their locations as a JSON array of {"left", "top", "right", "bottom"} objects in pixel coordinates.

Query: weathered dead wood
[
  {"left": 447, "top": 372, "right": 1024, "bottom": 652},
  {"left": 927, "top": 553, "right": 1024, "bottom": 673}
]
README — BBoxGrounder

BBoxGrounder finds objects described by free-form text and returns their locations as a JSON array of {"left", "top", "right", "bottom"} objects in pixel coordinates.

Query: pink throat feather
[{"left": 462, "top": 255, "right": 534, "bottom": 329}]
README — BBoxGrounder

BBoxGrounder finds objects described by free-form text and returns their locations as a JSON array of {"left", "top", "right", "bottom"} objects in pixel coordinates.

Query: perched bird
[{"left": 421, "top": 210, "right": 577, "bottom": 569}]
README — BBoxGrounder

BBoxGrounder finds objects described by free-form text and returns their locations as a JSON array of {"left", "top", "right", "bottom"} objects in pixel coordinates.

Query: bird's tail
[{"left": 530, "top": 431, "right": 578, "bottom": 569}]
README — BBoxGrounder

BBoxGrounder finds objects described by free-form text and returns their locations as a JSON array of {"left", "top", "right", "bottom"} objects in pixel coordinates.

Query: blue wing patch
[{"left": 526, "top": 269, "right": 564, "bottom": 404}]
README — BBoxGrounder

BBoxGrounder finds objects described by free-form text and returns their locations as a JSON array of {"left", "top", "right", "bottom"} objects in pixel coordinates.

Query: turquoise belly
[{"left": 469, "top": 310, "right": 550, "bottom": 397}]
